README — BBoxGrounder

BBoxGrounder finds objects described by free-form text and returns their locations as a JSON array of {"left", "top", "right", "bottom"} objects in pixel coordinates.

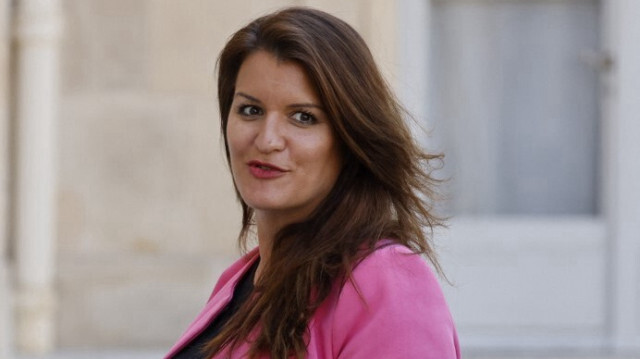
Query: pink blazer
[{"left": 165, "top": 243, "right": 460, "bottom": 358}]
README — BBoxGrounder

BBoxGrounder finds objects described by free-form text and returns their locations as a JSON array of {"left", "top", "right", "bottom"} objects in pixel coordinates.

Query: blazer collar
[{"left": 165, "top": 248, "right": 260, "bottom": 358}]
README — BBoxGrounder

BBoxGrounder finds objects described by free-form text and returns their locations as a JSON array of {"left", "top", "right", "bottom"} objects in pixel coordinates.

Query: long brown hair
[{"left": 205, "top": 7, "right": 444, "bottom": 358}]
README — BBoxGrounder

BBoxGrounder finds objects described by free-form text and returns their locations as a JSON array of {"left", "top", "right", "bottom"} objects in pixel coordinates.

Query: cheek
[
  {"left": 310, "top": 137, "right": 342, "bottom": 182},
  {"left": 226, "top": 119, "right": 245, "bottom": 158},
  {"left": 225, "top": 121, "right": 248, "bottom": 183}
]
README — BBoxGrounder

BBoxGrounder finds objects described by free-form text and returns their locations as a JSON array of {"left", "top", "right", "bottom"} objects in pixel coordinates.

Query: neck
[
  {"left": 253, "top": 212, "right": 283, "bottom": 284},
  {"left": 253, "top": 208, "right": 313, "bottom": 283},
  {"left": 255, "top": 229, "right": 271, "bottom": 284}
]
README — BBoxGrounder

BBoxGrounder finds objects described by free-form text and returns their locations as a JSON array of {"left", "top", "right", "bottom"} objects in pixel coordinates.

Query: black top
[{"left": 173, "top": 259, "right": 259, "bottom": 359}]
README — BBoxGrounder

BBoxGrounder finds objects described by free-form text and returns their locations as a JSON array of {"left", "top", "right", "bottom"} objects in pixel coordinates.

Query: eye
[
  {"left": 238, "top": 105, "right": 263, "bottom": 117},
  {"left": 291, "top": 111, "right": 316, "bottom": 125}
]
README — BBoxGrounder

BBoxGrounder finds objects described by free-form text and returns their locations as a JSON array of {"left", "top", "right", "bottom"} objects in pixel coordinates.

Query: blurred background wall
[
  {"left": 1, "top": 0, "right": 639, "bottom": 358},
  {"left": 1, "top": 0, "right": 10, "bottom": 356}
]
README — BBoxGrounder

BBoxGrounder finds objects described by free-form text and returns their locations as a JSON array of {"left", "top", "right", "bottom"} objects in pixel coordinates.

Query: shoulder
[
  {"left": 353, "top": 242, "right": 435, "bottom": 284},
  {"left": 343, "top": 242, "right": 448, "bottom": 318},
  {"left": 328, "top": 242, "right": 460, "bottom": 358}
]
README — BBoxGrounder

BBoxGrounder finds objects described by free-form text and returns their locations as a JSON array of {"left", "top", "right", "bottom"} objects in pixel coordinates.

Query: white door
[{"left": 397, "top": 0, "right": 636, "bottom": 351}]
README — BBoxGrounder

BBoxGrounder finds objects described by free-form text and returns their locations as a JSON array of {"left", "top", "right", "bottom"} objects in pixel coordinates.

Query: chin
[{"left": 243, "top": 198, "right": 288, "bottom": 212}]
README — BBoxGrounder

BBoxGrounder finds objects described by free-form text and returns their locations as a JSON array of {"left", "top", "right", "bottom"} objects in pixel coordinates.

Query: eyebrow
[{"left": 235, "top": 92, "right": 325, "bottom": 111}]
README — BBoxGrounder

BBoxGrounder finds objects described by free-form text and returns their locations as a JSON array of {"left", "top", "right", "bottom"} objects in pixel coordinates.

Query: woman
[{"left": 166, "top": 6, "right": 460, "bottom": 359}]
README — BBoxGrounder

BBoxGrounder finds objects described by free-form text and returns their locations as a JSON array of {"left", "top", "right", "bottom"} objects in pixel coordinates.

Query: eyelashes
[
  {"left": 237, "top": 104, "right": 263, "bottom": 117},
  {"left": 236, "top": 104, "right": 318, "bottom": 125},
  {"left": 291, "top": 111, "right": 317, "bottom": 125}
]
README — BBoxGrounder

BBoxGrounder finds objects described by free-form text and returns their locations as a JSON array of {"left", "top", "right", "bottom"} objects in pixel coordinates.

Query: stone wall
[{"left": 1, "top": 0, "right": 12, "bottom": 356}]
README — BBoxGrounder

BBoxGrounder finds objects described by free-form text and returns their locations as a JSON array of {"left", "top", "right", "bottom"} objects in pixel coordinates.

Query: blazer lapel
[{"left": 164, "top": 249, "right": 260, "bottom": 358}]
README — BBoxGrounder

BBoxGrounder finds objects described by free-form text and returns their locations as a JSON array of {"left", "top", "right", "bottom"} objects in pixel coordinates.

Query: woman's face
[{"left": 227, "top": 50, "right": 342, "bottom": 224}]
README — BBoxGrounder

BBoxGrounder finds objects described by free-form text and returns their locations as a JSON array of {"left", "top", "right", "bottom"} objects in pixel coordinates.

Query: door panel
[
  {"left": 401, "top": 0, "right": 609, "bottom": 350},
  {"left": 430, "top": 0, "right": 600, "bottom": 216}
]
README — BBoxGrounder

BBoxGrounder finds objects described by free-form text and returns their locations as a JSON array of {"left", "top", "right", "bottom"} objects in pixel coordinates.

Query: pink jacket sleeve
[{"left": 331, "top": 244, "right": 460, "bottom": 359}]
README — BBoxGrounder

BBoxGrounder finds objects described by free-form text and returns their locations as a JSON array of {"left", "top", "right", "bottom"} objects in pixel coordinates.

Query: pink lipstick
[{"left": 247, "top": 160, "right": 287, "bottom": 179}]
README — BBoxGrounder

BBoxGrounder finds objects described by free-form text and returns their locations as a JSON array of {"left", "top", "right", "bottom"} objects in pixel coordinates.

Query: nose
[{"left": 255, "top": 113, "right": 285, "bottom": 153}]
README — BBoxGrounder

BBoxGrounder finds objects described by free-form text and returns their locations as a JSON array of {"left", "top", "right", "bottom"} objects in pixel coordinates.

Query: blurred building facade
[
  {"left": 1, "top": 1, "right": 10, "bottom": 356},
  {"left": 1, "top": 0, "right": 639, "bottom": 357},
  {"left": 0, "top": 0, "right": 399, "bottom": 356}
]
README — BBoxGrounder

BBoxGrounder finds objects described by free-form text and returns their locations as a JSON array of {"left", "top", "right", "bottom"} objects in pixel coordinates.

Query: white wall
[{"left": 604, "top": 0, "right": 640, "bottom": 351}]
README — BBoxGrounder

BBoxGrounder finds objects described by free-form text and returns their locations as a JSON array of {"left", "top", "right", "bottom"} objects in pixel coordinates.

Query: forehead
[{"left": 235, "top": 51, "right": 320, "bottom": 103}]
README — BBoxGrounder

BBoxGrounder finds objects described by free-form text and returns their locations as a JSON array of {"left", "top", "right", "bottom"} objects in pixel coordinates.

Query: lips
[{"left": 247, "top": 160, "right": 287, "bottom": 179}]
